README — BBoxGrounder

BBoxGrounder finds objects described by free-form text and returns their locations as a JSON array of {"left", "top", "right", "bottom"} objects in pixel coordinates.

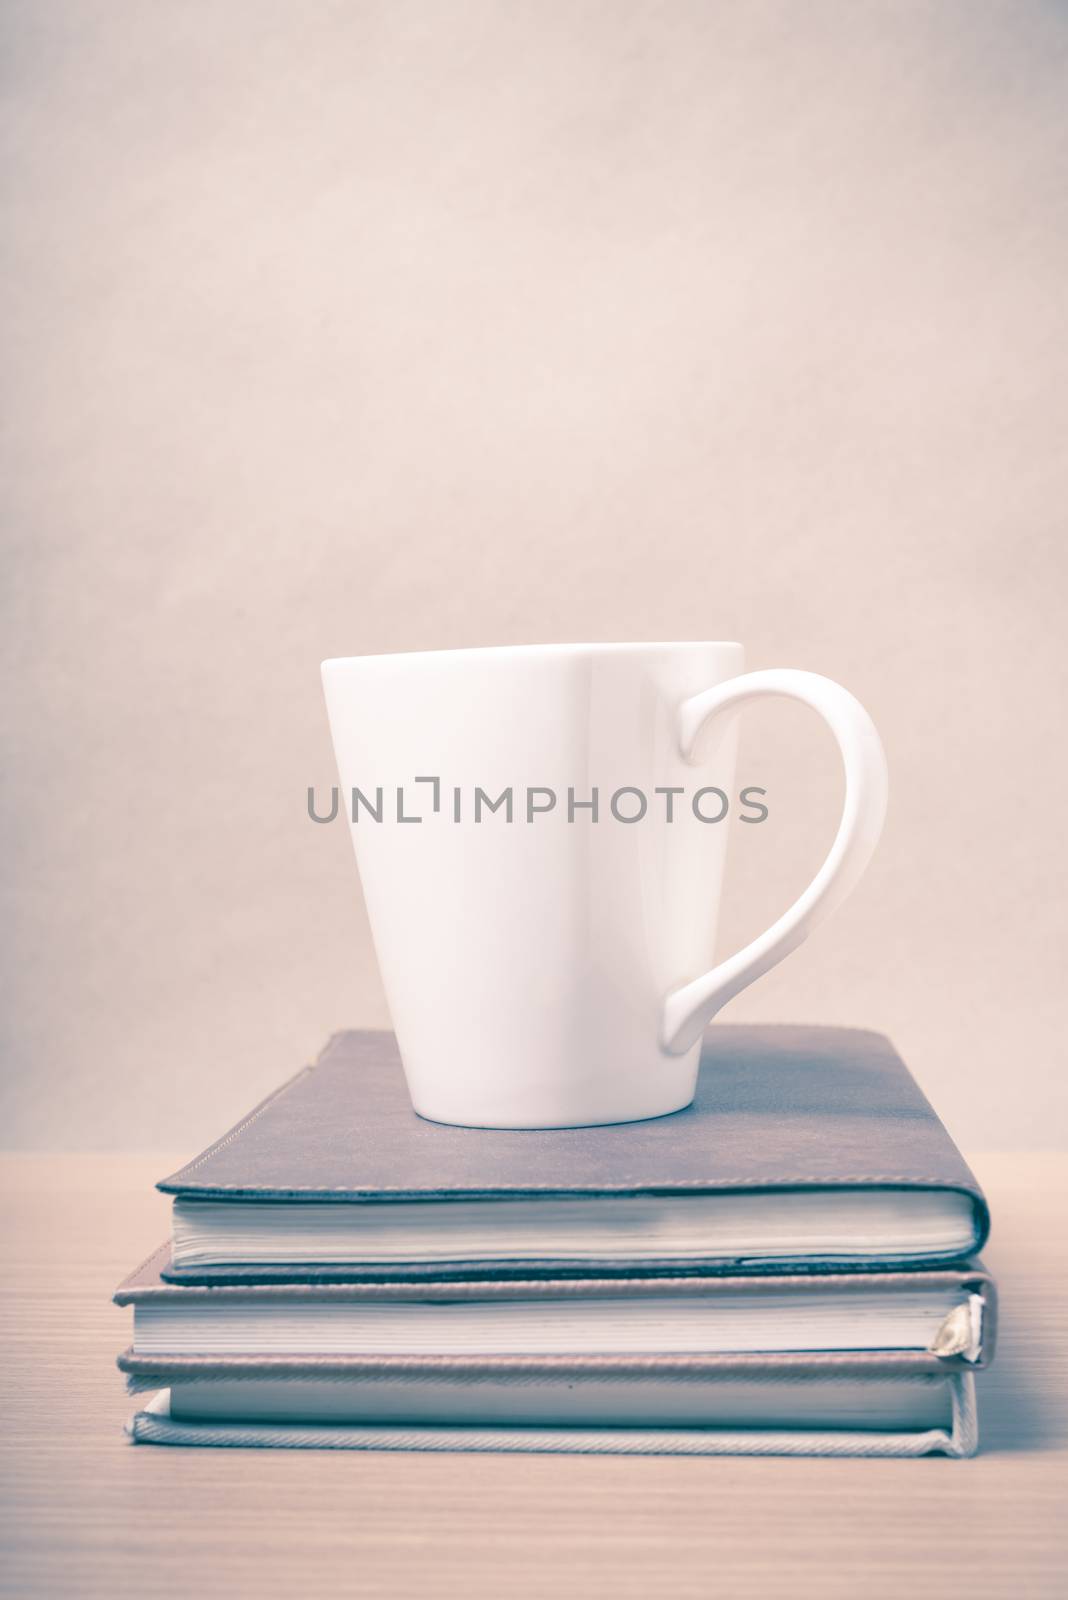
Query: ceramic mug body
[{"left": 321, "top": 643, "right": 886, "bottom": 1128}]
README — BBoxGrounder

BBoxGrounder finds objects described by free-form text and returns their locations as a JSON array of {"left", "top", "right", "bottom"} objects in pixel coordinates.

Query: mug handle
[{"left": 661, "top": 669, "right": 888, "bottom": 1055}]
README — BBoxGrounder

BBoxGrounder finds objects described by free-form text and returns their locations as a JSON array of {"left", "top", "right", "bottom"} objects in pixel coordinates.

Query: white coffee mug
[{"left": 322, "top": 643, "right": 887, "bottom": 1128}]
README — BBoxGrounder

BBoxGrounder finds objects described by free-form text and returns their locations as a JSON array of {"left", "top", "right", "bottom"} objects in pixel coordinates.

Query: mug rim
[{"left": 322, "top": 641, "right": 744, "bottom": 670}]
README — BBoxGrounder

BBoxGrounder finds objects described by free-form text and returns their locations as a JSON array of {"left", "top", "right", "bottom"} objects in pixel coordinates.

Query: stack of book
[{"left": 116, "top": 1025, "right": 996, "bottom": 1456}]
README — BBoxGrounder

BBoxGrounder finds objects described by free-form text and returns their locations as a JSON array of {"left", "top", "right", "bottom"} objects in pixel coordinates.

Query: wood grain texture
[{"left": 0, "top": 1152, "right": 1065, "bottom": 1599}]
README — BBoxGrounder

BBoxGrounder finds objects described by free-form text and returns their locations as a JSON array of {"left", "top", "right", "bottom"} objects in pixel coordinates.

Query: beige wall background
[{"left": 3, "top": 1, "right": 1066, "bottom": 1153}]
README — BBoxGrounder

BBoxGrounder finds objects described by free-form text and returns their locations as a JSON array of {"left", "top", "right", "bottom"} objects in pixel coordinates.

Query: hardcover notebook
[
  {"left": 126, "top": 1374, "right": 979, "bottom": 1458},
  {"left": 114, "top": 1248, "right": 995, "bottom": 1364},
  {"left": 159, "top": 1026, "right": 989, "bottom": 1280}
]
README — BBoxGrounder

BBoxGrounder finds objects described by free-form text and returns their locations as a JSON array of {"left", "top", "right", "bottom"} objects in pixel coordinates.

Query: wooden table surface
[{"left": 1, "top": 1152, "right": 1065, "bottom": 1599}]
